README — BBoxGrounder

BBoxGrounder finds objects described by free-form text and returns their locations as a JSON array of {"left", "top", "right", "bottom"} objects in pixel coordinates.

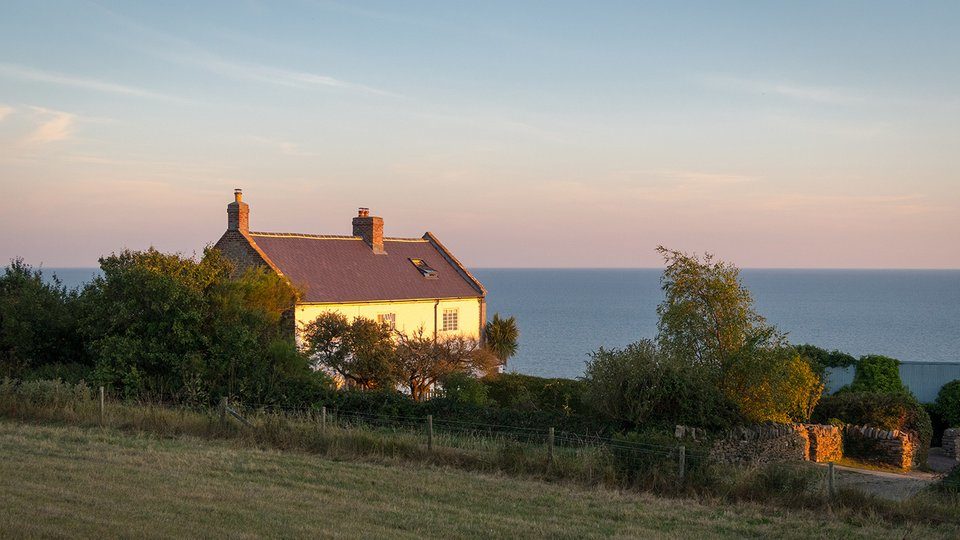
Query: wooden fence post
[
  {"left": 99, "top": 386, "right": 105, "bottom": 425},
  {"left": 548, "top": 427, "right": 555, "bottom": 463},
  {"left": 678, "top": 445, "right": 686, "bottom": 485},
  {"left": 321, "top": 406, "right": 327, "bottom": 430},
  {"left": 427, "top": 415, "right": 434, "bottom": 451},
  {"left": 220, "top": 397, "right": 227, "bottom": 425},
  {"left": 828, "top": 462, "right": 836, "bottom": 497}
]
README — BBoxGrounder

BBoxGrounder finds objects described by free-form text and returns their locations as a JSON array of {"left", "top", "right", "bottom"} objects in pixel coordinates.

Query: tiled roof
[{"left": 248, "top": 231, "right": 485, "bottom": 303}]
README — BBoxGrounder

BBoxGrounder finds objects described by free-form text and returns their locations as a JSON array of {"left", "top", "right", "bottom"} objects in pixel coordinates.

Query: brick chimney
[
  {"left": 227, "top": 188, "right": 249, "bottom": 233},
  {"left": 352, "top": 207, "right": 385, "bottom": 254}
]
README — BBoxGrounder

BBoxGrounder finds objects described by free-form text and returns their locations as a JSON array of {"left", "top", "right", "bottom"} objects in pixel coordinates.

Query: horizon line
[{"left": 24, "top": 265, "right": 960, "bottom": 272}]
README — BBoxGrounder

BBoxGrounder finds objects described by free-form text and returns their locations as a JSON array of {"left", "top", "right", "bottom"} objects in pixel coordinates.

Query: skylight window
[{"left": 409, "top": 258, "right": 438, "bottom": 279}]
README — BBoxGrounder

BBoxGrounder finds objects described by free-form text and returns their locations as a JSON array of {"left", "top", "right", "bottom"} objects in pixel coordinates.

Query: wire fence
[
  {"left": 205, "top": 397, "right": 716, "bottom": 480},
  {"left": 6, "top": 380, "right": 955, "bottom": 496}
]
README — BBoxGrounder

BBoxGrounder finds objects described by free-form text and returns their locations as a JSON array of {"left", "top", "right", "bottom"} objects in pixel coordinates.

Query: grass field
[{"left": 1, "top": 420, "right": 957, "bottom": 539}]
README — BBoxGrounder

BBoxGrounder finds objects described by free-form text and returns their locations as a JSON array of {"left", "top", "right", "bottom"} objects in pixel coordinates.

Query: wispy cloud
[
  {"left": 0, "top": 105, "right": 12, "bottom": 122},
  {"left": 758, "top": 193, "right": 935, "bottom": 215},
  {"left": 0, "top": 62, "right": 175, "bottom": 100},
  {"left": 249, "top": 136, "right": 317, "bottom": 157},
  {"left": 648, "top": 169, "right": 756, "bottom": 185},
  {"left": 23, "top": 107, "right": 76, "bottom": 145},
  {"left": 169, "top": 51, "right": 398, "bottom": 97},
  {"left": 92, "top": 4, "right": 397, "bottom": 97},
  {"left": 702, "top": 75, "right": 861, "bottom": 105}
]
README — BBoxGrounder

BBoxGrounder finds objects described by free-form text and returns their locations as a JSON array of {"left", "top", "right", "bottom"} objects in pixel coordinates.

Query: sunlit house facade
[{"left": 213, "top": 190, "right": 486, "bottom": 341}]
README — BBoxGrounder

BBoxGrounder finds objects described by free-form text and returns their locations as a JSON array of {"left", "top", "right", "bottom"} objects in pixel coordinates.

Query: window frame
[
  {"left": 377, "top": 312, "right": 397, "bottom": 330},
  {"left": 441, "top": 308, "right": 459, "bottom": 332}
]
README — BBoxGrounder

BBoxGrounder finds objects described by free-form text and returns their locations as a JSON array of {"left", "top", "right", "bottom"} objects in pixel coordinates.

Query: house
[{"left": 213, "top": 189, "right": 487, "bottom": 341}]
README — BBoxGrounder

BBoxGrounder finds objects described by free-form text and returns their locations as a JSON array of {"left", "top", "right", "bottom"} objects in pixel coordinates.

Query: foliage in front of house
[{"left": 301, "top": 311, "right": 499, "bottom": 401}]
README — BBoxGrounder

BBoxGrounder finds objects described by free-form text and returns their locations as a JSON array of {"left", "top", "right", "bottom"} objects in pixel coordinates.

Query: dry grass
[
  {"left": 1, "top": 380, "right": 958, "bottom": 534},
  {"left": 1, "top": 420, "right": 957, "bottom": 539}
]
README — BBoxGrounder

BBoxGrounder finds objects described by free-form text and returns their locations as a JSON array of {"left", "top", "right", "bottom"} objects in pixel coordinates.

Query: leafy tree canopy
[
  {"left": 81, "top": 248, "right": 324, "bottom": 404},
  {"left": 300, "top": 312, "right": 396, "bottom": 391},
  {"left": 655, "top": 246, "right": 784, "bottom": 370},
  {"left": 0, "top": 259, "right": 87, "bottom": 378}
]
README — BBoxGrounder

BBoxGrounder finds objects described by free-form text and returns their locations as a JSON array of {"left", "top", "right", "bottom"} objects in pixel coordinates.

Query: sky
[{"left": 1, "top": 1, "right": 958, "bottom": 269}]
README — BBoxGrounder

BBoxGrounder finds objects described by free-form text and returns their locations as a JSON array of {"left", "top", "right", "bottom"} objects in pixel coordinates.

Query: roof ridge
[
  {"left": 250, "top": 231, "right": 358, "bottom": 240},
  {"left": 249, "top": 231, "right": 427, "bottom": 242}
]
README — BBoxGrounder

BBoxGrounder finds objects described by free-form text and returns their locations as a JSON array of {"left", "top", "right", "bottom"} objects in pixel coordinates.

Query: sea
[{"left": 43, "top": 268, "right": 960, "bottom": 380}]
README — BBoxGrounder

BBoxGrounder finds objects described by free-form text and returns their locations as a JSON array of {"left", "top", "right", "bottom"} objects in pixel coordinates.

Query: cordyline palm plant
[{"left": 484, "top": 313, "right": 519, "bottom": 370}]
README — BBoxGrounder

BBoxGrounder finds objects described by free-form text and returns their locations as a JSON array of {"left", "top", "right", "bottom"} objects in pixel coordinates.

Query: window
[
  {"left": 409, "top": 258, "right": 438, "bottom": 278},
  {"left": 377, "top": 313, "right": 396, "bottom": 330},
  {"left": 442, "top": 308, "right": 458, "bottom": 332}
]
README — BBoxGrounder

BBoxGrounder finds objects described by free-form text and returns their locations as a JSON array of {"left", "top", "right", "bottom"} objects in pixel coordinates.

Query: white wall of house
[{"left": 295, "top": 297, "right": 484, "bottom": 341}]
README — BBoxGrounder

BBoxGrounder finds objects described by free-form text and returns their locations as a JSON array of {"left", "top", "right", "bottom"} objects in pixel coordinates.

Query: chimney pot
[
  {"left": 358, "top": 207, "right": 369, "bottom": 217},
  {"left": 227, "top": 189, "right": 249, "bottom": 233}
]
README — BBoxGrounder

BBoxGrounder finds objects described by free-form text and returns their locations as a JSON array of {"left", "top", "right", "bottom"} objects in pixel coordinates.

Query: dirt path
[
  {"left": 820, "top": 449, "right": 959, "bottom": 501},
  {"left": 830, "top": 464, "right": 937, "bottom": 501}
]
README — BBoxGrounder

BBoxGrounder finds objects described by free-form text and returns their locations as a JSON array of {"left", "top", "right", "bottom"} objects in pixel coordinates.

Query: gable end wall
[{"left": 213, "top": 230, "right": 272, "bottom": 274}]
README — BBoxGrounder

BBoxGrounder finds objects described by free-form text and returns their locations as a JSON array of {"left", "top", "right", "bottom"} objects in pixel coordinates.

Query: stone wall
[
  {"left": 843, "top": 424, "right": 919, "bottom": 469},
  {"left": 943, "top": 428, "right": 960, "bottom": 460},
  {"left": 700, "top": 424, "right": 808, "bottom": 466},
  {"left": 805, "top": 424, "right": 843, "bottom": 463}
]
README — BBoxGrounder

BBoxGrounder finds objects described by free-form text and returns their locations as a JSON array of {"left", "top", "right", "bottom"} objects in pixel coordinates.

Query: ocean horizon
[{"left": 36, "top": 266, "right": 960, "bottom": 379}]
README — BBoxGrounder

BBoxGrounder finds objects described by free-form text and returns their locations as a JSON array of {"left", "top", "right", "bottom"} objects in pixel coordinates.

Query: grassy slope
[{"left": 0, "top": 420, "right": 953, "bottom": 539}]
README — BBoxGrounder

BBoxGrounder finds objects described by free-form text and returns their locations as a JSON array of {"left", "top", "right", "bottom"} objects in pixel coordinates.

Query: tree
[
  {"left": 484, "top": 313, "right": 519, "bottom": 368},
  {"left": 652, "top": 246, "right": 822, "bottom": 425},
  {"left": 394, "top": 328, "right": 498, "bottom": 401},
  {"left": 655, "top": 246, "right": 783, "bottom": 370},
  {"left": 80, "top": 248, "right": 321, "bottom": 404},
  {"left": 300, "top": 312, "right": 397, "bottom": 390},
  {"left": 0, "top": 259, "right": 87, "bottom": 378}
]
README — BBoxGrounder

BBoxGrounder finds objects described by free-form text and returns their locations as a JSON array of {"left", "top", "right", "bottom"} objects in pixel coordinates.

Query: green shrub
[
  {"left": 813, "top": 391, "right": 932, "bottom": 466},
  {"left": 441, "top": 372, "right": 489, "bottom": 407},
  {"left": 0, "top": 259, "right": 88, "bottom": 378},
  {"left": 483, "top": 373, "right": 535, "bottom": 409},
  {"left": 483, "top": 373, "right": 588, "bottom": 416},
  {"left": 582, "top": 340, "right": 740, "bottom": 430},
  {"left": 935, "top": 380, "right": 960, "bottom": 427},
  {"left": 80, "top": 248, "right": 315, "bottom": 406},
  {"left": 722, "top": 346, "right": 823, "bottom": 423},
  {"left": 844, "top": 355, "right": 907, "bottom": 395}
]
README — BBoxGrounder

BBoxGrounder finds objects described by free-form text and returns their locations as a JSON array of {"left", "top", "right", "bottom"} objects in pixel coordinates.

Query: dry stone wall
[
  {"left": 675, "top": 422, "right": 923, "bottom": 469},
  {"left": 676, "top": 424, "right": 809, "bottom": 465},
  {"left": 843, "top": 424, "right": 918, "bottom": 469},
  {"left": 805, "top": 425, "right": 843, "bottom": 463},
  {"left": 942, "top": 428, "right": 960, "bottom": 460}
]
